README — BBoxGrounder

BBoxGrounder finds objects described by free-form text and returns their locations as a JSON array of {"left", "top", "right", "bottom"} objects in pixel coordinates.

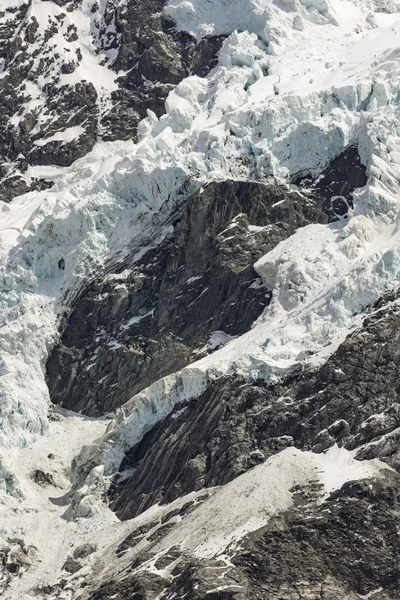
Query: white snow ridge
[{"left": 0, "top": 0, "right": 400, "bottom": 597}]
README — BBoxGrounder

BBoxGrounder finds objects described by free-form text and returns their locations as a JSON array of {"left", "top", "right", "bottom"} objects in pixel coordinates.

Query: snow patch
[{"left": 33, "top": 126, "right": 86, "bottom": 147}]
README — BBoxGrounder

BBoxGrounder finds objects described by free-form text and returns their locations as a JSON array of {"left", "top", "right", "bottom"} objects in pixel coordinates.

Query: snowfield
[
  {"left": 4, "top": 0, "right": 121, "bottom": 136},
  {"left": 1, "top": 0, "right": 400, "bottom": 595}
]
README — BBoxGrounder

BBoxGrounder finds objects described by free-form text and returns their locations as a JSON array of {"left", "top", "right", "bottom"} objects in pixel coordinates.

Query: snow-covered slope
[
  {"left": 1, "top": 0, "right": 400, "bottom": 597},
  {"left": 0, "top": 0, "right": 222, "bottom": 202},
  {"left": 72, "top": 0, "right": 400, "bottom": 476}
]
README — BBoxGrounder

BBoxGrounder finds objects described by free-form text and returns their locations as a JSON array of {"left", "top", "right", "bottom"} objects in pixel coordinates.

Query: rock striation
[{"left": 47, "top": 179, "right": 331, "bottom": 415}]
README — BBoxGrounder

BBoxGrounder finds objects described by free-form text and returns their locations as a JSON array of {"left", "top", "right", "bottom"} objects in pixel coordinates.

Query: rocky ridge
[
  {"left": 44, "top": 287, "right": 400, "bottom": 600},
  {"left": 0, "top": 0, "right": 223, "bottom": 201},
  {"left": 85, "top": 473, "right": 400, "bottom": 600},
  {"left": 110, "top": 287, "right": 400, "bottom": 520}
]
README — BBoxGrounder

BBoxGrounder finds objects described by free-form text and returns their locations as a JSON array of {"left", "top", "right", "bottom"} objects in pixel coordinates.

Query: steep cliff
[{"left": 0, "top": 1, "right": 400, "bottom": 599}]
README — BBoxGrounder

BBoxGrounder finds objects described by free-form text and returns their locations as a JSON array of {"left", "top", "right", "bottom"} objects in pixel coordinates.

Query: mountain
[
  {"left": 0, "top": 0, "right": 223, "bottom": 201},
  {"left": 1, "top": 0, "right": 400, "bottom": 599}
]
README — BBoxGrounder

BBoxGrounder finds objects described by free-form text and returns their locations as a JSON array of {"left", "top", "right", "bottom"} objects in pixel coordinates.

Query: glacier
[{"left": 1, "top": 0, "right": 400, "bottom": 596}]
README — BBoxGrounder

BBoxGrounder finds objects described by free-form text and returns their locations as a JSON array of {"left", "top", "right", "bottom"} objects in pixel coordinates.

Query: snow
[
  {"left": 33, "top": 126, "right": 86, "bottom": 147},
  {"left": 121, "top": 309, "right": 155, "bottom": 329},
  {"left": 164, "top": 0, "right": 342, "bottom": 42},
  {"left": 74, "top": 446, "right": 390, "bottom": 580},
  {"left": 1, "top": 408, "right": 114, "bottom": 600},
  {"left": 197, "top": 330, "right": 237, "bottom": 353},
  {"left": 55, "top": 0, "right": 121, "bottom": 123},
  {"left": 0, "top": 0, "right": 400, "bottom": 593},
  {"left": 159, "top": 445, "right": 388, "bottom": 559}
]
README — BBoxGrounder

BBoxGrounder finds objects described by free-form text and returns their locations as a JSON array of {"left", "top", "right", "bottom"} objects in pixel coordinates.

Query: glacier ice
[
  {"left": 0, "top": 0, "right": 400, "bottom": 525},
  {"left": 2, "top": 0, "right": 400, "bottom": 595}
]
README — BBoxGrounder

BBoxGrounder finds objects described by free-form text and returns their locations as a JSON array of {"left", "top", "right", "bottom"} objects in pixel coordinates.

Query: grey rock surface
[
  {"left": 68, "top": 289, "right": 400, "bottom": 600},
  {"left": 0, "top": 0, "right": 224, "bottom": 202},
  {"left": 46, "top": 178, "right": 333, "bottom": 416},
  {"left": 109, "top": 288, "right": 400, "bottom": 519},
  {"left": 2, "top": 3, "right": 395, "bottom": 598},
  {"left": 79, "top": 471, "right": 400, "bottom": 600}
]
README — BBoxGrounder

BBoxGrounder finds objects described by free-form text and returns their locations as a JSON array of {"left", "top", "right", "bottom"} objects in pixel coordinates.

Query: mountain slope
[
  {"left": 1, "top": 0, "right": 400, "bottom": 599},
  {"left": 0, "top": 0, "right": 223, "bottom": 201}
]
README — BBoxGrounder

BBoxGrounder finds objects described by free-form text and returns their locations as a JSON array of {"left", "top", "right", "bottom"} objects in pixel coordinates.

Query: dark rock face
[
  {"left": 234, "top": 475, "right": 400, "bottom": 600},
  {"left": 109, "top": 289, "right": 400, "bottom": 520},
  {"left": 159, "top": 475, "right": 400, "bottom": 600},
  {"left": 293, "top": 145, "right": 368, "bottom": 220},
  {"left": 0, "top": 1, "right": 99, "bottom": 199},
  {"left": 99, "top": 0, "right": 225, "bottom": 142},
  {"left": 0, "top": 0, "right": 224, "bottom": 202},
  {"left": 73, "top": 543, "right": 97, "bottom": 560},
  {"left": 31, "top": 469, "right": 55, "bottom": 487},
  {"left": 47, "top": 179, "right": 332, "bottom": 416},
  {"left": 62, "top": 557, "right": 82, "bottom": 574},
  {"left": 82, "top": 473, "right": 400, "bottom": 600},
  {"left": 0, "top": 538, "right": 37, "bottom": 595},
  {"left": 87, "top": 572, "right": 167, "bottom": 600}
]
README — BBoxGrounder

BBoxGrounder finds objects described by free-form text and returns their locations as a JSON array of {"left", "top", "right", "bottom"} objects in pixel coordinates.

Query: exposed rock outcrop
[
  {"left": 46, "top": 141, "right": 367, "bottom": 418},
  {"left": 47, "top": 178, "right": 335, "bottom": 416},
  {"left": 0, "top": 538, "right": 37, "bottom": 594},
  {"left": 293, "top": 144, "right": 368, "bottom": 220},
  {"left": 77, "top": 470, "right": 400, "bottom": 600},
  {"left": 0, "top": 0, "right": 224, "bottom": 202},
  {"left": 109, "top": 289, "right": 400, "bottom": 519},
  {"left": 65, "top": 288, "right": 400, "bottom": 600},
  {"left": 156, "top": 475, "right": 400, "bottom": 600}
]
